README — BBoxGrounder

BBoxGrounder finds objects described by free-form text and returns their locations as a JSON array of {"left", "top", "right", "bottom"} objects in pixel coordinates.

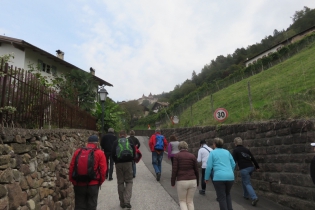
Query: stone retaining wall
[
  {"left": 136, "top": 120, "right": 315, "bottom": 210},
  {"left": 0, "top": 127, "right": 97, "bottom": 210}
]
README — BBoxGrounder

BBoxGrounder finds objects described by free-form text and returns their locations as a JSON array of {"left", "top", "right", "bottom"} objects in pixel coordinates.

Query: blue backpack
[{"left": 154, "top": 134, "right": 165, "bottom": 151}]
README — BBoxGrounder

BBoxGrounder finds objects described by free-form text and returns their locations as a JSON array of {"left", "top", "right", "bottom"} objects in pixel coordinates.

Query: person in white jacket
[{"left": 197, "top": 140, "right": 213, "bottom": 195}]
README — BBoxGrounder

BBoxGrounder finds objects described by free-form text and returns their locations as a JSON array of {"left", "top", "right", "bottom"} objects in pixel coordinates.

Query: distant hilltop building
[{"left": 138, "top": 93, "right": 158, "bottom": 104}]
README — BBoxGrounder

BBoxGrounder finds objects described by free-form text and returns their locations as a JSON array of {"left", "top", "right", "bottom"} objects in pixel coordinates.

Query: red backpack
[{"left": 72, "top": 147, "right": 99, "bottom": 183}]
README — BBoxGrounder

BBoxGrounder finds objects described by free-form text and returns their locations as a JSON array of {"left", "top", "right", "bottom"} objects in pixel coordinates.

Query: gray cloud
[{"left": 73, "top": 0, "right": 315, "bottom": 102}]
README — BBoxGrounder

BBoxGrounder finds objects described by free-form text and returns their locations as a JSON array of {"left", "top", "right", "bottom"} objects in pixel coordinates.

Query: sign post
[{"left": 213, "top": 108, "right": 228, "bottom": 122}]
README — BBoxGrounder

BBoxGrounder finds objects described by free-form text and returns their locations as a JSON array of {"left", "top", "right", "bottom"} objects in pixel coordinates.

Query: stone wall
[
  {"left": 136, "top": 120, "right": 315, "bottom": 210},
  {"left": 0, "top": 127, "right": 97, "bottom": 210}
]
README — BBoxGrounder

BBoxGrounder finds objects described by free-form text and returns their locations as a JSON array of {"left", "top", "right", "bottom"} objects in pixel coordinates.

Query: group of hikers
[
  {"left": 69, "top": 128, "right": 297, "bottom": 210},
  {"left": 166, "top": 133, "right": 260, "bottom": 210},
  {"left": 69, "top": 129, "right": 141, "bottom": 210}
]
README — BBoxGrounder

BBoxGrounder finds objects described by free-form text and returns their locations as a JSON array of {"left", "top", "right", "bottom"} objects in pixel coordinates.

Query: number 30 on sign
[{"left": 213, "top": 108, "right": 228, "bottom": 122}]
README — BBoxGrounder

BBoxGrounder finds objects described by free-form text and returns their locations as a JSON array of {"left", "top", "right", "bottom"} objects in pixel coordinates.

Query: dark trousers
[
  {"left": 116, "top": 162, "right": 133, "bottom": 205},
  {"left": 74, "top": 185, "right": 99, "bottom": 210},
  {"left": 201, "top": 168, "right": 206, "bottom": 191},
  {"left": 213, "top": 181, "right": 234, "bottom": 210},
  {"left": 105, "top": 152, "right": 114, "bottom": 178},
  {"left": 171, "top": 157, "right": 174, "bottom": 165}
]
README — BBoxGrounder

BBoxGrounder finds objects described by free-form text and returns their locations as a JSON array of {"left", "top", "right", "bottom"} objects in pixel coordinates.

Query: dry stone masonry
[
  {"left": 0, "top": 128, "right": 97, "bottom": 210},
  {"left": 136, "top": 120, "right": 315, "bottom": 210}
]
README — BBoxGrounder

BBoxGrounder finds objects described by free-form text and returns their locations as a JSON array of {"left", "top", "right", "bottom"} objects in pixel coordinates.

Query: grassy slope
[{"left": 176, "top": 43, "right": 315, "bottom": 127}]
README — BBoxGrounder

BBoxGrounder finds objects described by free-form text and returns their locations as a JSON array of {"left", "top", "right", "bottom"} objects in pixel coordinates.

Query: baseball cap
[
  {"left": 88, "top": 135, "right": 99, "bottom": 143},
  {"left": 311, "top": 143, "right": 315, "bottom": 147}
]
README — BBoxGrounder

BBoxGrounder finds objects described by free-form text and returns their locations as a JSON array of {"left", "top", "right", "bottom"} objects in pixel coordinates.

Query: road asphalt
[{"left": 97, "top": 136, "right": 290, "bottom": 210}]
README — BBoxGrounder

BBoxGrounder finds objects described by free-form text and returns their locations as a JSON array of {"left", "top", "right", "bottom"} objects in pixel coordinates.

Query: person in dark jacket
[
  {"left": 69, "top": 135, "right": 107, "bottom": 210},
  {"left": 128, "top": 130, "right": 140, "bottom": 178},
  {"left": 100, "top": 128, "right": 117, "bottom": 181},
  {"left": 111, "top": 130, "right": 136, "bottom": 209},
  {"left": 171, "top": 141, "right": 199, "bottom": 210},
  {"left": 310, "top": 143, "right": 315, "bottom": 185},
  {"left": 232, "top": 137, "right": 260, "bottom": 206}
]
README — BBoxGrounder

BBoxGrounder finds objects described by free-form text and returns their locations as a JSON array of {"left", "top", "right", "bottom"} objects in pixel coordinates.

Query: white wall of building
[
  {"left": 245, "top": 44, "right": 283, "bottom": 67},
  {"left": 0, "top": 43, "right": 25, "bottom": 68},
  {"left": 24, "top": 49, "right": 71, "bottom": 80}
]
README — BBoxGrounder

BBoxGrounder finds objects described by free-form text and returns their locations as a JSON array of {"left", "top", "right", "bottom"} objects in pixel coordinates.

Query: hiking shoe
[
  {"left": 252, "top": 198, "right": 259, "bottom": 206},
  {"left": 125, "top": 203, "right": 132, "bottom": 209},
  {"left": 199, "top": 190, "right": 205, "bottom": 195},
  {"left": 156, "top": 173, "right": 161, "bottom": 181},
  {"left": 109, "top": 177, "right": 113, "bottom": 181},
  {"left": 120, "top": 203, "right": 125, "bottom": 208}
]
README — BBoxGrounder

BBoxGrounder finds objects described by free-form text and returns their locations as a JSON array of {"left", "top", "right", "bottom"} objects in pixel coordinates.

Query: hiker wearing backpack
[
  {"left": 111, "top": 130, "right": 136, "bottom": 209},
  {"left": 69, "top": 135, "right": 107, "bottom": 210},
  {"left": 149, "top": 128, "right": 168, "bottom": 181},
  {"left": 100, "top": 128, "right": 117, "bottom": 181},
  {"left": 197, "top": 140, "right": 213, "bottom": 195}
]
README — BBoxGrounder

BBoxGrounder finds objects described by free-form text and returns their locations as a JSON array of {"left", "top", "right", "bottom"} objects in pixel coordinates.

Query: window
[
  {"left": 46, "top": 65, "right": 50, "bottom": 74},
  {"left": 37, "top": 59, "right": 55, "bottom": 74},
  {"left": 51, "top": 66, "right": 57, "bottom": 76}
]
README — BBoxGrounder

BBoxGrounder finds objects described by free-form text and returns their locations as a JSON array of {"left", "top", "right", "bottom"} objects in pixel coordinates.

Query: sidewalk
[
  {"left": 97, "top": 136, "right": 290, "bottom": 210},
  {"left": 97, "top": 160, "right": 179, "bottom": 210}
]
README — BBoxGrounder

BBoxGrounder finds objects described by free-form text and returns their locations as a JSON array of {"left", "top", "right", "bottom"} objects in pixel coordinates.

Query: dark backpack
[
  {"left": 154, "top": 134, "right": 165, "bottom": 151},
  {"left": 116, "top": 138, "right": 133, "bottom": 161},
  {"left": 72, "top": 147, "right": 99, "bottom": 183}
]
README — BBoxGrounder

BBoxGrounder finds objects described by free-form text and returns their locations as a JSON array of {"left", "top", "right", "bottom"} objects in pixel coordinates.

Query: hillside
[{"left": 174, "top": 41, "right": 315, "bottom": 127}]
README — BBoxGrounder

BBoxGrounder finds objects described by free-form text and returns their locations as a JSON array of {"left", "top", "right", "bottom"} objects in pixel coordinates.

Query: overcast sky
[{"left": 1, "top": 1, "right": 315, "bottom": 102}]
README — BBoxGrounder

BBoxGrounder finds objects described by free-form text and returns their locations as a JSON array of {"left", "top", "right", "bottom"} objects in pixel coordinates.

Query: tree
[
  {"left": 141, "top": 99, "right": 150, "bottom": 107},
  {"left": 58, "top": 69, "right": 98, "bottom": 112},
  {"left": 291, "top": 6, "right": 311, "bottom": 22},
  {"left": 93, "top": 98, "right": 125, "bottom": 133}
]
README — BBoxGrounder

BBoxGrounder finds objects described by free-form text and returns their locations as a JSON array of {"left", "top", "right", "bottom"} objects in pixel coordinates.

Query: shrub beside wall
[
  {"left": 136, "top": 120, "right": 315, "bottom": 210},
  {"left": 0, "top": 128, "right": 97, "bottom": 210}
]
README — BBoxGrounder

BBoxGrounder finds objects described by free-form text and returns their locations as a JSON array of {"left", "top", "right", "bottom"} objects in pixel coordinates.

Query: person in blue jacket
[{"left": 205, "top": 138, "right": 236, "bottom": 210}]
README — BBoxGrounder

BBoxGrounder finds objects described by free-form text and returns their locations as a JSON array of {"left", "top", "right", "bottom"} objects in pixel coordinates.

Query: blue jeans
[
  {"left": 240, "top": 166, "right": 257, "bottom": 200},
  {"left": 152, "top": 151, "right": 163, "bottom": 174}
]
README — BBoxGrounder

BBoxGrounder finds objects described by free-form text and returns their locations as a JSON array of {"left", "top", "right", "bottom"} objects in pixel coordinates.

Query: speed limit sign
[{"left": 214, "top": 108, "right": 228, "bottom": 122}]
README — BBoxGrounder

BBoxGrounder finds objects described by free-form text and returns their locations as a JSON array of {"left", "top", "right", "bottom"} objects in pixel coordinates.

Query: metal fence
[
  {"left": 0, "top": 61, "right": 97, "bottom": 130},
  {"left": 155, "top": 33, "right": 315, "bottom": 127}
]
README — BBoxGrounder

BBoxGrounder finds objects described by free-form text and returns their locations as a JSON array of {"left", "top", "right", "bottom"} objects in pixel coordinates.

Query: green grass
[{"left": 173, "top": 43, "right": 315, "bottom": 127}]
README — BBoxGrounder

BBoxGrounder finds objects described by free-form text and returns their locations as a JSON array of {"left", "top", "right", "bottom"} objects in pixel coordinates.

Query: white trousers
[{"left": 176, "top": 179, "right": 197, "bottom": 210}]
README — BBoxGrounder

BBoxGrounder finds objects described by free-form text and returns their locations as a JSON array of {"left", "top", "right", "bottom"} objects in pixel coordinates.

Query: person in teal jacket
[{"left": 205, "top": 138, "right": 236, "bottom": 210}]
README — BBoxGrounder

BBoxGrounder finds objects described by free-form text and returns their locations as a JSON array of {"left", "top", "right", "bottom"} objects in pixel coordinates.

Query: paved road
[{"left": 98, "top": 136, "right": 290, "bottom": 210}]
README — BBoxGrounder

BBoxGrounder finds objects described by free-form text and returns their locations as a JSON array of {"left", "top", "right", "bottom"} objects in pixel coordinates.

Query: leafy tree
[
  {"left": 141, "top": 99, "right": 150, "bottom": 107},
  {"left": 93, "top": 98, "right": 125, "bottom": 133},
  {"left": 58, "top": 69, "right": 98, "bottom": 112},
  {"left": 291, "top": 6, "right": 311, "bottom": 22}
]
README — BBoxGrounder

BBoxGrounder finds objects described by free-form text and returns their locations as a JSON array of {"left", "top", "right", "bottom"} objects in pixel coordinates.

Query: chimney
[
  {"left": 90, "top": 67, "right": 95, "bottom": 75},
  {"left": 56, "top": 50, "right": 64, "bottom": 60}
]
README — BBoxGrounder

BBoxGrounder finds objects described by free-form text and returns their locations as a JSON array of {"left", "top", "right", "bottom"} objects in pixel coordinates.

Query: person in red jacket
[
  {"left": 149, "top": 128, "right": 168, "bottom": 181},
  {"left": 69, "top": 135, "right": 107, "bottom": 210}
]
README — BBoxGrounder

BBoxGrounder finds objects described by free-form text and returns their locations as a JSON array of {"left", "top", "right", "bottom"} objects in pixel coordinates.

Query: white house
[
  {"left": 245, "top": 25, "right": 315, "bottom": 67},
  {"left": 152, "top": 102, "right": 169, "bottom": 113},
  {"left": 0, "top": 35, "right": 113, "bottom": 87}
]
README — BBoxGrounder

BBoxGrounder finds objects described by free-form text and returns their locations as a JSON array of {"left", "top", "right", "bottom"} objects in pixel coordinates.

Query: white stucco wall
[
  {"left": 24, "top": 49, "right": 72, "bottom": 82},
  {"left": 0, "top": 43, "right": 25, "bottom": 68},
  {"left": 245, "top": 44, "right": 284, "bottom": 67}
]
